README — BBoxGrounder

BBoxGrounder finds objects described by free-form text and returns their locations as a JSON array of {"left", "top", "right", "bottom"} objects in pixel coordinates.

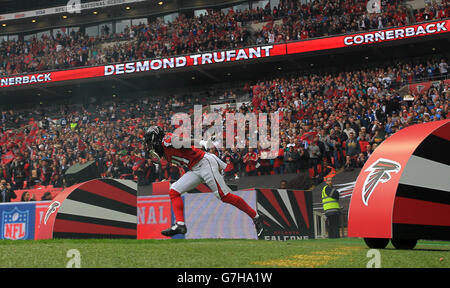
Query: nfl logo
[{"left": 2, "top": 207, "right": 29, "bottom": 240}]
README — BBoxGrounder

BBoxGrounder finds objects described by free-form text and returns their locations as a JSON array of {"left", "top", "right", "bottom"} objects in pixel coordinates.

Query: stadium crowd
[
  {"left": 0, "top": 0, "right": 429, "bottom": 76},
  {"left": 414, "top": 0, "right": 450, "bottom": 22},
  {"left": 0, "top": 53, "right": 448, "bottom": 201}
]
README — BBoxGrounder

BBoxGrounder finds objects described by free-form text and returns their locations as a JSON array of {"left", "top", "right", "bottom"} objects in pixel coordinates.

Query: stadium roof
[
  {"left": 0, "top": 0, "right": 246, "bottom": 15},
  {"left": 0, "top": 0, "right": 67, "bottom": 14}
]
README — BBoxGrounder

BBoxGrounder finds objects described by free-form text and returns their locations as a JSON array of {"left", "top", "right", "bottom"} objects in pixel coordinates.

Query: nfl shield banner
[{"left": 0, "top": 203, "right": 36, "bottom": 240}]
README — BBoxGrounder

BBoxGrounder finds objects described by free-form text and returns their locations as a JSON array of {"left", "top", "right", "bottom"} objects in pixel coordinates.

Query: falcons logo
[
  {"left": 44, "top": 201, "right": 60, "bottom": 224},
  {"left": 362, "top": 158, "right": 401, "bottom": 206}
]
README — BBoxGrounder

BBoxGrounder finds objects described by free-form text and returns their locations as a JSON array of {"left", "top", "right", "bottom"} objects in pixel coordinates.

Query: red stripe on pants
[{"left": 218, "top": 180, "right": 256, "bottom": 219}]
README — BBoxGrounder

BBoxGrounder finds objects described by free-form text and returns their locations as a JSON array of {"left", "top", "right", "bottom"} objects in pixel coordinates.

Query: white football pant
[{"left": 171, "top": 152, "right": 231, "bottom": 199}]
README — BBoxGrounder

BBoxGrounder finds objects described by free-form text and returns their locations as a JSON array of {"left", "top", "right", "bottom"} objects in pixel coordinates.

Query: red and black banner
[
  {"left": 392, "top": 122, "right": 450, "bottom": 241},
  {"left": 38, "top": 178, "right": 137, "bottom": 239},
  {"left": 256, "top": 189, "right": 314, "bottom": 241}
]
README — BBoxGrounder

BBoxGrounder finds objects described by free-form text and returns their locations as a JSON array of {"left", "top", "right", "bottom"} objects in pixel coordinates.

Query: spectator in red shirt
[
  {"left": 273, "top": 146, "right": 285, "bottom": 174},
  {"left": 243, "top": 148, "right": 258, "bottom": 176}
]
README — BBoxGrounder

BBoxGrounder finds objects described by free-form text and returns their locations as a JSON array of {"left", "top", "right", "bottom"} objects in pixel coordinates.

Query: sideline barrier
[
  {"left": 137, "top": 189, "right": 314, "bottom": 240},
  {"left": 151, "top": 181, "right": 171, "bottom": 195},
  {"left": 0, "top": 202, "right": 38, "bottom": 240},
  {"left": 137, "top": 195, "right": 173, "bottom": 240},
  {"left": 185, "top": 190, "right": 257, "bottom": 239},
  {"left": 12, "top": 187, "right": 63, "bottom": 202},
  {"left": 348, "top": 120, "right": 450, "bottom": 247},
  {"left": 2, "top": 186, "right": 313, "bottom": 240},
  {"left": 256, "top": 189, "right": 314, "bottom": 240}
]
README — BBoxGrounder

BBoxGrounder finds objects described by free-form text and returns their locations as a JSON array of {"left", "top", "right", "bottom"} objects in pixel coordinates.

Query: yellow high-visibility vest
[{"left": 322, "top": 185, "right": 340, "bottom": 211}]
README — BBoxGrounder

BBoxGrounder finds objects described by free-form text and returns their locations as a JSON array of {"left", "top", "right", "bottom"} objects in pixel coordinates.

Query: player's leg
[
  {"left": 198, "top": 154, "right": 264, "bottom": 237},
  {"left": 161, "top": 171, "right": 202, "bottom": 237}
]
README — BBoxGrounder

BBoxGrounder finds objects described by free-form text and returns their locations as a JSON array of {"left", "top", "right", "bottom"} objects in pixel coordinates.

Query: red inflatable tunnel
[
  {"left": 348, "top": 120, "right": 450, "bottom": 249},
  {"left": 37, "top": 178, "right": 137, "bottom": 239}
]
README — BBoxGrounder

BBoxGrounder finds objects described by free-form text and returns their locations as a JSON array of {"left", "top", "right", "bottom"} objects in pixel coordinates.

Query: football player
[{"left": 144, "top": 126, "right": 263, "bottom": 238}]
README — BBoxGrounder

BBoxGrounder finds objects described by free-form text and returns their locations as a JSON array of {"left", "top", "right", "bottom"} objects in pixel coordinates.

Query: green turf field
[{"left": 0, "top": 238, "right": 448, "bottom": 268}]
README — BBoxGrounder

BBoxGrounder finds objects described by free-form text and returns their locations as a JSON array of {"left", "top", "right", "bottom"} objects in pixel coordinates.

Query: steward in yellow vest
[{"left": 322, "top": 176, "right": 341, "bottom": 238}]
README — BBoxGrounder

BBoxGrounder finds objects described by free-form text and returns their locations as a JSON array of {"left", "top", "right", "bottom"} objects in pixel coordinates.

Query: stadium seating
[{"left": 0, "top": 0, "right": 424, "bottom": 76}]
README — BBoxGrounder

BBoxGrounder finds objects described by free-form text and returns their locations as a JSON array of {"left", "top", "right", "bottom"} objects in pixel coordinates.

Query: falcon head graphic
[
  {"left": 362, "top": 158, "right": 401, "bottom": 206},
  {"left": 44, "top": 201, "right": 60, "bottom": 224}
]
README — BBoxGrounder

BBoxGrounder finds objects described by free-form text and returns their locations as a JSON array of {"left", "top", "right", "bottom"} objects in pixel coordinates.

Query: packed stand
[
  {"left": 0, "top": 0, "right": 416, "bottom": 76},
  {"left": 229, "top": 55, "right": 448, "bottom": 179},
  {"left": 413, "top": 0, "right": 450, "bottom": 22},
  {"left": 255, "top": 0, "right": 408, "bottom": 44}
]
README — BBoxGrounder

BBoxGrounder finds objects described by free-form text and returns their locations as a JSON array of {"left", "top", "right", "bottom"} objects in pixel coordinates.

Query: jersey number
[{"left": 171, "top": 156, "right": 190, "bottom": 166}]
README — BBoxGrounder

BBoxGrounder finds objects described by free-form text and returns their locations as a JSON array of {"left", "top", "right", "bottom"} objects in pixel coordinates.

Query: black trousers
[{"left": 326, "top": 212, "right": 341, "bottom": 238}]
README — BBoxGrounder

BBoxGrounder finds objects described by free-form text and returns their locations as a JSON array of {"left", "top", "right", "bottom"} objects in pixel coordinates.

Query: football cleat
[
  {"left": 161, "top": 223, "right": 187, "bottom": 237},
  {"left": 253, "top": 215, "right": 264, "bottom": 238}
]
